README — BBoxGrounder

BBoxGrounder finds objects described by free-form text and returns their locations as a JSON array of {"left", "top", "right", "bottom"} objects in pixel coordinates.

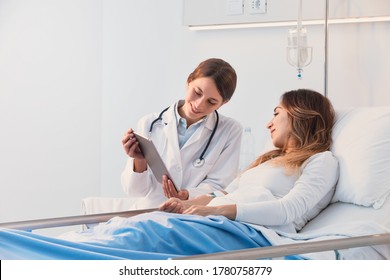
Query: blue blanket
[{"left": 0, "top": 211, "right": 304, "bottom": 260}]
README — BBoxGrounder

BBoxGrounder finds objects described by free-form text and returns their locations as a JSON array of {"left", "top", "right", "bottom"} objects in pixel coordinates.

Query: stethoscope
[{"left": 149, "top": 106, "right": 219, "bottom": 167}]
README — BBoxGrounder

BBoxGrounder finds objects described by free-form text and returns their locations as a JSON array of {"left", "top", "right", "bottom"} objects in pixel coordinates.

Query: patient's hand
[
  {"left": 159, "top": 198, "right": 185, "bottom": 213},
  {"left": 183, "top": 205, "right": 217, "bottom": 216},
  {"left": 184, "top": 204, "right": 237, "bottom": 220},
  {"left": 159, "top": 194, "right": 216, "bottom": 214}
]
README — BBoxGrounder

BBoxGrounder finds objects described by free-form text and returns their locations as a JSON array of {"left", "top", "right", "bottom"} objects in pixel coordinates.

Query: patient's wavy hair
[
  {"left": 187, "top": 58, "right": 237, "bottom": 102},
  {"left": 250, "top": 89, "right": 335, "bottom": 170}
]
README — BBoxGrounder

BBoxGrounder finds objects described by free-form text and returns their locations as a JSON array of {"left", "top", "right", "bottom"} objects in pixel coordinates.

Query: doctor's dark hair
[
  {"left": 250, "top": 88, "right": 336, "bottom": 170},
  {"left": 187, "top": 58, "right": 237, "bottom": 102}
]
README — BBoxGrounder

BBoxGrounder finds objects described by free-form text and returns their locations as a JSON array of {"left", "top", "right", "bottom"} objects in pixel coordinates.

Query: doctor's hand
[
  {"left": 122, "top": 128, "right": 143, "bottom": 158},
  {"left": 162, "top": 175, "right": 189, "bottom": 200},
  {"left": 122, "top": 128, "right": 147, "bottom": 172}
]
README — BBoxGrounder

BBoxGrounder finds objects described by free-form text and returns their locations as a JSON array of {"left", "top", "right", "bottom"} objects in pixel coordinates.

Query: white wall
[
  {"left": 0, "top": 0, "right": 389, "bottom": 228},
  {"left": 0, "top": 0, "right": 102, "bottom": 222}
]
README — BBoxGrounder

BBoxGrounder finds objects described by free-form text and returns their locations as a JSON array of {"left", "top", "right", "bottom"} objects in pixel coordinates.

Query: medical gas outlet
[
  {"left": 226, "top": 0, "right": 267, "bottom": 16},
  {"left": 250, "top": 0, "right": 267, "bottom": 14}
]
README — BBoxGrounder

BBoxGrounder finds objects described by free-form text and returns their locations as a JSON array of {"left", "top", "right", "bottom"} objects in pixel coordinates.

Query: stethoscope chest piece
[{"left": 192, "top": 158, "right": 205, "bottom": 168}]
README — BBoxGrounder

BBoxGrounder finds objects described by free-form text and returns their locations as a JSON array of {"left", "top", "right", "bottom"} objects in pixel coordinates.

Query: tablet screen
[{"left": 133, "top": 132, "right": 178, "bottom": 191}]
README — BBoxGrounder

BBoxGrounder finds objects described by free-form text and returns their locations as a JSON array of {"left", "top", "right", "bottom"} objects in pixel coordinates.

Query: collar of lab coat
[{"left": 161, "top": 100, "right": 217, "bottom": 158}]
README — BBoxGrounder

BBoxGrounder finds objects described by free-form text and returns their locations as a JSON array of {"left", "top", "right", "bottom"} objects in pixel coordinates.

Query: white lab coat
[{"left": 121, "top": 101, "right": 243, "bottom": 209}]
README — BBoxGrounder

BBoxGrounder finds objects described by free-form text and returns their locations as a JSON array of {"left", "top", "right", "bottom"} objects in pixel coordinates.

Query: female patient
[
  {"left": 0, "top": 89, "right": 339, "bottom": 260},
  {"left": 160, "top": 88, "right": 338, "bottom": 232}
]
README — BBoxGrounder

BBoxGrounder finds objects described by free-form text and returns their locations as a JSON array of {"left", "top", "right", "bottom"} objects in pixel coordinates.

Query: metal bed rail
[
  {"left": 0, "top": 208, "right": 157, "bottom": 231},
  {"left": 0, "top": 210, "right": 389, "bottom": 260},
  {"left": 173, "top": 233, "right": 390, "bottom": 260}
]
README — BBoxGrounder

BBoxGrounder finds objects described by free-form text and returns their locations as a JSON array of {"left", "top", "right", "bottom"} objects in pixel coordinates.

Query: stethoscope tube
[
  {"left": 149, "top": 106, "right": 219, "bottom": 167},
  {"left": 149, "top": 106, "right": 169, "bottom": 135},
  {"left": 196, "top": 110, "right": 219, "bottom": 164}
]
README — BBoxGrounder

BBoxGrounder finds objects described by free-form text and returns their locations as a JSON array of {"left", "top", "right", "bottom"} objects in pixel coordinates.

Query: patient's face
[{"left": 267, "top": 104, "right": 291, "bottom": 149}]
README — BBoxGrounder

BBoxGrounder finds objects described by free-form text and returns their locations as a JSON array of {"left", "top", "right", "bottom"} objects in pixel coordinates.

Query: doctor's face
[
  {"left": 267, "top": 104, "right": 294, "bottom": 150},
  {"left": 181, "top": 77, "right": 225, "bottom": 126}
]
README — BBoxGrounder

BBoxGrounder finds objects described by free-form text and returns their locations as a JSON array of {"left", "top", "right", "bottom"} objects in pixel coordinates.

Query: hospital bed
[{"left": 1, "top": 106, "right": 390, "bottom": 260}]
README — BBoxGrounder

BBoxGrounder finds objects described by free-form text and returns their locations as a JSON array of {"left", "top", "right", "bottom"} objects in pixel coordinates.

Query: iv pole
[{"left": 324, "top": 0, "right": 329, "bottom": 97}]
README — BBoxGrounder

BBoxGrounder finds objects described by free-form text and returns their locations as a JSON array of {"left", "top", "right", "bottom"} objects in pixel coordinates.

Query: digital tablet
[{"left": 133, "top": 132, "right": 178, "bottom": 191}]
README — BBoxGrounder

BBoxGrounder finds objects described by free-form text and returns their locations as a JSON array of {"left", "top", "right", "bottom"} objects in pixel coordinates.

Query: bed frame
[{"left": 1, "top": 209, "right": 389, "bottom": 260}]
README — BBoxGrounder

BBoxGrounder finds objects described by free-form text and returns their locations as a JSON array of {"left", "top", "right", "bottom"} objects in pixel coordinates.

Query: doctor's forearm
[{"left": 133, "top": 159, "right": 147, "bottom": 173}]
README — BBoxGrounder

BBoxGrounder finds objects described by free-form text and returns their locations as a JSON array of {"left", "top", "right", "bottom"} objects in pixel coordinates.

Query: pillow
[{"left": 331, "top": 107, "right": 390, "bottom": 209}]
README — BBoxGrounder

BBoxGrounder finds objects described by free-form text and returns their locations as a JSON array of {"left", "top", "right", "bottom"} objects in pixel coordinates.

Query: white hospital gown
[{"left": 208, "top": 151, "right": 339, "bottom": 232}]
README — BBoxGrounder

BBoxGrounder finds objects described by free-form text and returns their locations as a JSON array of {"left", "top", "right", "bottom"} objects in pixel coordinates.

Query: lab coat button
[{"left": 175, "top": 166, "right": 181, "bottom": 172}]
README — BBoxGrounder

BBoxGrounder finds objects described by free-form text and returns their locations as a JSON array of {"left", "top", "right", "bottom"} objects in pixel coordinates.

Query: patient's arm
[
  {"left": 160, "top": 195, "right": 237, "bottom": 220},
  {"left": 159, "top": 194, "right": 214, "bottom": 213},
  {"left": 183, "top": 204, "right": 237, "bottom": 220}
]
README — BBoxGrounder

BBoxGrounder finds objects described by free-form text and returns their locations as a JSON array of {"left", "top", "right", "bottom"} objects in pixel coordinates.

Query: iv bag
[{"left": 286, "top": 27, "right": 313, "bottom": 69}]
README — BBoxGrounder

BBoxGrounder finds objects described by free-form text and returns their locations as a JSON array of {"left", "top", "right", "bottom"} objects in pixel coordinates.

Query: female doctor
[{"left": 121, "top": 58, "right": 243, "bottom": 209}]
